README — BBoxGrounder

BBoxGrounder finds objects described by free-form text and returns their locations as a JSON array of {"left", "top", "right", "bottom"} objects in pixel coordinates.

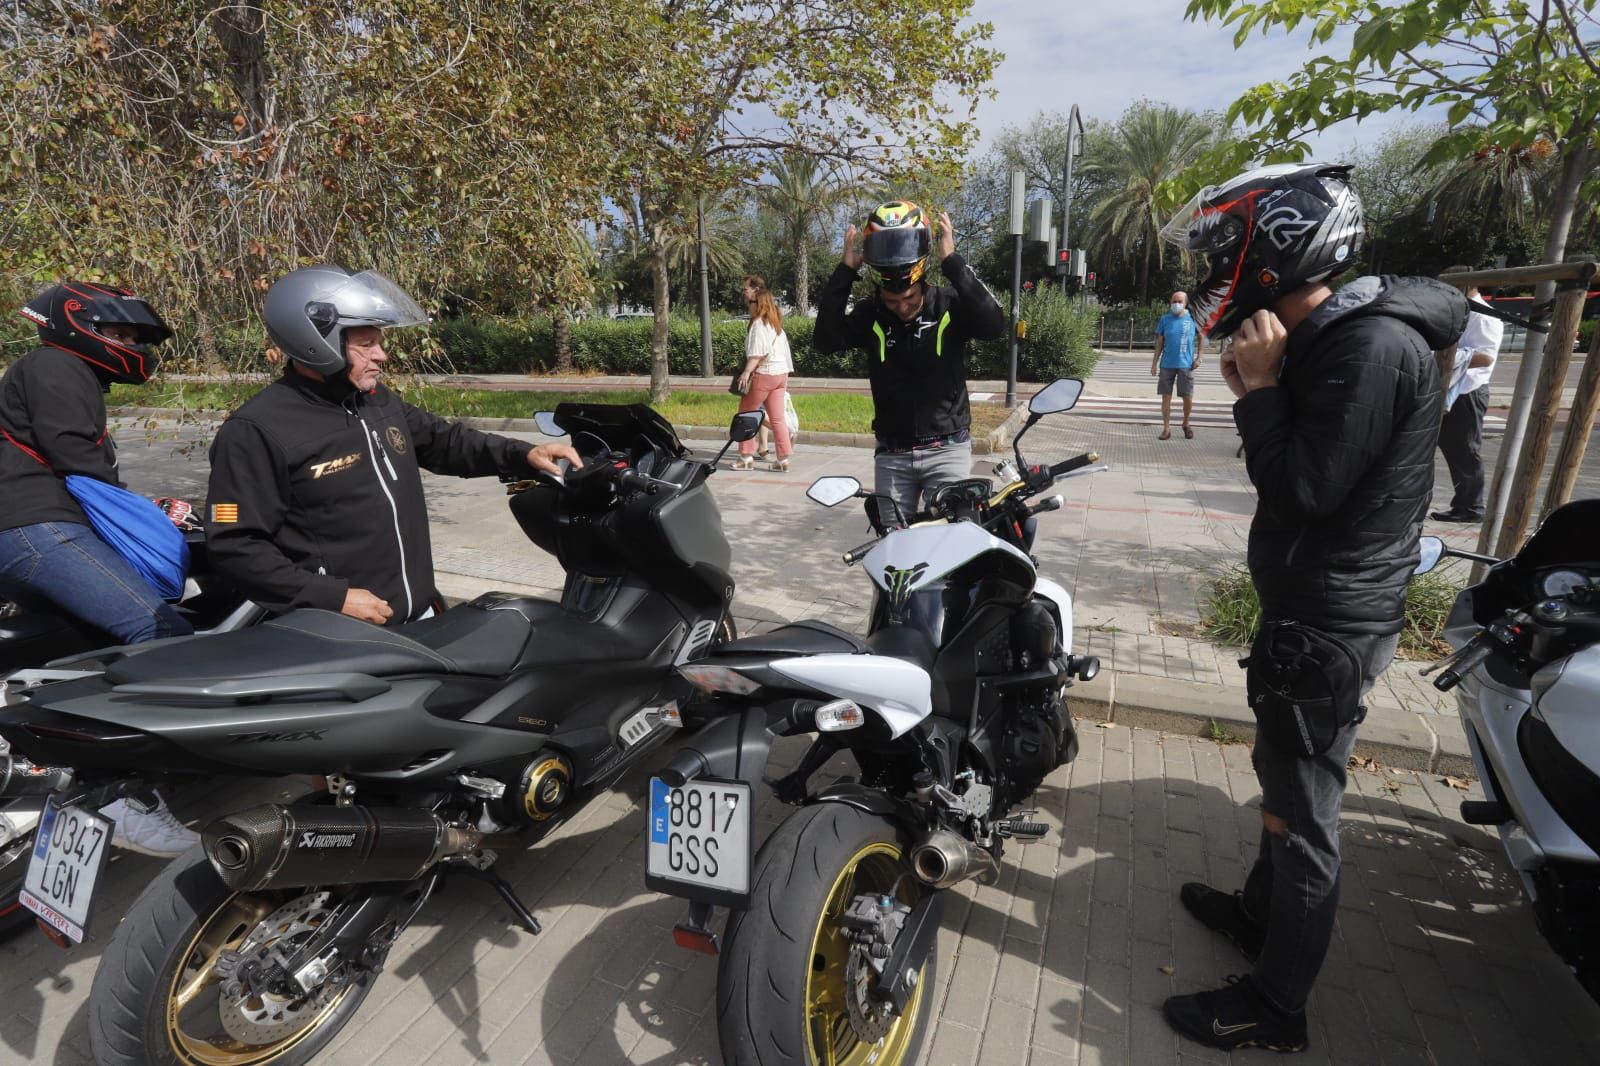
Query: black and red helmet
[
  {"left": 1160, "top": 163, "right": 1364, "bottom": 338},
  {"left": 19, "top": 282, "right": 172, "bottom": 384}
]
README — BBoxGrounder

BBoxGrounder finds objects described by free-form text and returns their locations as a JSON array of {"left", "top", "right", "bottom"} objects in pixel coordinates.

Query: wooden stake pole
[
  {"left": 1494, "top": 284, "right": 1588, "bottom": 555},
  {"left": 1542, "top": 320, "right": 1600, "bottom": 518}
]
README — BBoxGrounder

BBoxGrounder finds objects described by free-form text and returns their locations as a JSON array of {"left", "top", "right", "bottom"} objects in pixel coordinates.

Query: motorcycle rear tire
[
  {"left": 717, "top": 802, "right": 937, "bottom": 1066},
  {"left": 88, "top": 846, "right": 377, "bottom": 1066}
]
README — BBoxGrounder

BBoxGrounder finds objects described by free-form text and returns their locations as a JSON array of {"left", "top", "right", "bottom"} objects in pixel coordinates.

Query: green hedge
[{"left": 432, "top": 290, "right": 1100, "bottom": 382}]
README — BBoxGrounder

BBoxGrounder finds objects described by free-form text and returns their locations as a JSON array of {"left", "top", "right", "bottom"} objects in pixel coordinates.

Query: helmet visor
[
  {"left": 863, "top": 226, "right": 929, "bottom": 269},
  {"left": 325, "top": 271, "right": 430, "bottom": 329}
]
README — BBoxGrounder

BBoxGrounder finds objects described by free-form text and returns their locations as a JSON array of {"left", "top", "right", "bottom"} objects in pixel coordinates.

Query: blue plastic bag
[{"left": 64, "top": 475, "right": 189, "bottom": 601}]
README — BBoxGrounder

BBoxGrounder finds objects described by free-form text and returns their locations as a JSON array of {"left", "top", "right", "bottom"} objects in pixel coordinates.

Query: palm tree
[
  {"left": 1083, "top": 104, "right": 1218, "bottom": 303},
  {"left": 1424, "top": 136, "right": 1556, "bottom": 244},
  {"left": 656, "top": 194, "right": 746, "bottom": 295},
  {"left": 758, "top": 153, "right": 853, "bottom": 315}
]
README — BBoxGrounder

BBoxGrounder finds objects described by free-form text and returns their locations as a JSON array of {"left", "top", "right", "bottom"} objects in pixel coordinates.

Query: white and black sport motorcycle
[
  {"left": 645, "top": 377, "right": 1104, "bottom": 1066},
  {"left": 1417, "top": 499, "right": 1600, "bottom": 1001}
]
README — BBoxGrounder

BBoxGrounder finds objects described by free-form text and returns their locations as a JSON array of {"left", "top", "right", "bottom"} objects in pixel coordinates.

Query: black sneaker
[
  {"left": 1179, "top": 882, "right": 1265, "bottom": 961},
  {"left": 1430, "top": 509, "right": 1484, "bottom": 524},
  {"left": 1163, "top": 974, "right": 1309, "bottom": 1053}
]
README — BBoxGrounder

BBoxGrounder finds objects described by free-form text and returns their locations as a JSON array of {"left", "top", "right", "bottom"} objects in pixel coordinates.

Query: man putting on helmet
[
  {"left": 205, "top": 267, "right": 580, "bottom": 625},
  {"left": 1156, "top": 164, "right": 1466, "bottom": 1053},
  {"left": 814, "top": 201, "right": 1005, "bottom": 520}
]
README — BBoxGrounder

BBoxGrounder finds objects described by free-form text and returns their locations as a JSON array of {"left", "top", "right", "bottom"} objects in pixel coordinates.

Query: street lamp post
[
  {"left": 696, "top": 197, "right": 713, "bottom": 377},
  {"left": 1007, "top": 168, "right": 1026, "bottom": 408},
  {"left": 1056, "top": 105, "right": 1085, "bottom": 289}
]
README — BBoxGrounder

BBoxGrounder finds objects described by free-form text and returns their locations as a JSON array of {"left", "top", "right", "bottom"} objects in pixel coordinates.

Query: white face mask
[{"left": 1171, "top": 302, "right": 1187, "bottom": 316}]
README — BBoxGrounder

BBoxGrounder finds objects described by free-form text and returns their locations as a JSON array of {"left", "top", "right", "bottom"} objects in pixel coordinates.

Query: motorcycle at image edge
[
  {"left": 1416, "top": 500, "right": 1600, "bottom": 1003},
  {"left": 0, "top": 507, "right": 265, "bottom": 940},
  {"left": 0, "top": 402, "right": 759, "bottom": 1066},
  {"left": 646, "top": 377, "right": 1106, "bottom": 1066}
]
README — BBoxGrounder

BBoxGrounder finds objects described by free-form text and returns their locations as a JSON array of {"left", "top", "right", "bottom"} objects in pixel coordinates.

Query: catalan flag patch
[{"left": 210, "top": 503, "right": 239, "bottom": 524}]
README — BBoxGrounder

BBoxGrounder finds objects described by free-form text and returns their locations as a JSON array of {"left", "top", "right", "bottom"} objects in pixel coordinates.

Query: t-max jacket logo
[
  {"left": 882, "top": 562, "right": 929, "bottom": 610},
  {"left": 309, "top": 452, "right": 363, "bottom": 479}
]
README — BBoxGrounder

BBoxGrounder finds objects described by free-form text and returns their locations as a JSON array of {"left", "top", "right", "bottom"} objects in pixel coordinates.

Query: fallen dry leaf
[
  {"left": 1096, "top": 721, "right": 1117, "bottom": 729},
  {"left": 1347, "top": 756, "right": 1381, "bottom": 773},
  {"left": 1384, "top": 780, "right": 1402, "bottom": 792},
  {"left": 1441, "top": 776, "right": 1471, "bottom": 791},
  {"left": 1159, "top": 965, "right": 1175, "bottom": 976}
]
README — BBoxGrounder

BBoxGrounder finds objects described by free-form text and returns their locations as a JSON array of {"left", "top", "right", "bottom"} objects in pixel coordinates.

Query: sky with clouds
[{"left": 961, "top": 0, "right": 1428, "bottom": 159}]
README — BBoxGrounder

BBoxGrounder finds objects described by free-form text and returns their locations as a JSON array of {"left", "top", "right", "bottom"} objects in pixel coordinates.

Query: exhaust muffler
[
  {"left": 910, "top": 830, "right": 999, "bottom": 889},
  {"left": 203, "top": 803, "right": 484, "bottom": 891}
]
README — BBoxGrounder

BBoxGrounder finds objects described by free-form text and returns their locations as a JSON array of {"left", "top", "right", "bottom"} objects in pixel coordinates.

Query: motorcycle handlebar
[
  {"left": 843, "top": 538, "right": 881, "bottom": 565},
  {"left": 1434, "top": 637, "right": 1494, "bottom": 692},
  {"left": 617, "top": 469, "right": 661, "bottom": 495},
  {"left": 1050, "top": 452, "right": 1100, "bottom": 480}
]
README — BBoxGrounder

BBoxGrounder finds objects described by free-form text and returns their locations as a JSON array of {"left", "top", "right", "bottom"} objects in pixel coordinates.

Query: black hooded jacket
[
  {"left": 813, "top": 254, "right": 1006, "bottom": 447},
  {"left": 1236, "top": 275, "right": 1467, "bottom": 635},
  {"left": 0, "top": 347, "right": 121, "bottom": 532},
  {"left": 205, "top": 370, "right": 535, "bottom": 623}
]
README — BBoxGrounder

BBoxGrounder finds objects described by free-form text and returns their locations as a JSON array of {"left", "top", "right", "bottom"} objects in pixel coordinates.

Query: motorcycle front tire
[{"left": 717, "top": 802, "right": 937, "bottom": 1066}]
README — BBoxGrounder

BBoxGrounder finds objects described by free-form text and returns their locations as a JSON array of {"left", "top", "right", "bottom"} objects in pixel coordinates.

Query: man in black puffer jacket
[{"left": 1155, "top": 164, "right": 1467, "bottom": 1054}]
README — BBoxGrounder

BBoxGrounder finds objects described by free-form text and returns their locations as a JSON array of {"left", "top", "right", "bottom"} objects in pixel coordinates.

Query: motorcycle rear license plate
[
  {"left": 19, "top": 798, "right": 113, "bottom": 943},
  {"left": 646, "top": 777, "right": 751, "bottom": 904}
]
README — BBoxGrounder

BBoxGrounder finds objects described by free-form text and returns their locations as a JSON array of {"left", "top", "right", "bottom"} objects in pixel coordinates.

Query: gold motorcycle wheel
[
  {"left": 716, "top": 802, "right": 937, "bottom": 1066},
  {"left": 164, "top": 889, "right": 358, "bottom": 1065},
  {"left": 803, "top": 841, "right": 927, "bottom": 1066}
]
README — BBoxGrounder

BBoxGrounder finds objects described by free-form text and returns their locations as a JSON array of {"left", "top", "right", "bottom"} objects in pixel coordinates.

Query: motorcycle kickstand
[{"left": 450, "top": 861, "right": 542, "bottom": 935}]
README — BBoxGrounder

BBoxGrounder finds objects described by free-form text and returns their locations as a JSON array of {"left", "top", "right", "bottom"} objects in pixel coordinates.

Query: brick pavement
[{"left": 5, "top": 728, "right": 1598, "bottom": 1064}]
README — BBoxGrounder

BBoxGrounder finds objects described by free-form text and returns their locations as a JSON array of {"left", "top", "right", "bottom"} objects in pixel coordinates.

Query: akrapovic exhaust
[
  {"left": 202, "top": 804, "right": 484, "bottom": 891},
  {"left": 910, "top": 830, "right": 999, "bottom": 889}
]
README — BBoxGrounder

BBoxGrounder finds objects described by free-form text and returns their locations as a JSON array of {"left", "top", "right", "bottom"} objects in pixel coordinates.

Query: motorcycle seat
[
  {"left": 0, "top": 607, "right": 84, "bottom": 644},
  {"left": 717, "top": 620, "right": 868, "bottom": 657},
  {"left": 105, "top": 606, "right": 532, "bottom": 686}
]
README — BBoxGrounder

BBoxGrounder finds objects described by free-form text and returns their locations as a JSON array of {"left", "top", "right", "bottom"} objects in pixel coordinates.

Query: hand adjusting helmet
[
  {"left": 862, "top": 201, "right": 932, "bottom": 294},
  {"left": 263, "top": 266, "right": 429, "bottom": 374},
  {"left": 20, "top": 282, "right": 172, "bottom": 384},
  {"left": 1160, "top": 162, "right": 1364, "bottom": 338}
]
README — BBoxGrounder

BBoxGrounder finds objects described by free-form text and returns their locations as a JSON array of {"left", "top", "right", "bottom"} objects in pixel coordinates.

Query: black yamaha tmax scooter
[{"left": 0, "top": 403, "right": 756, "bottom": 1065}]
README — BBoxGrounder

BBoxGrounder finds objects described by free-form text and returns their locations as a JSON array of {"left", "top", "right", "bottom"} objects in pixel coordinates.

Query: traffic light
[
  {"left": 1057, "top": 249, "right": 1070, "bottom": 265},
  {"left": 1086, "top": 270, "right": 1097, "bottom": 288}
]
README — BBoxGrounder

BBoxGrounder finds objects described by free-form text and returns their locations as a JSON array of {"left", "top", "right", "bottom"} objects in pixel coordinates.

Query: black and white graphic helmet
[
  {"left": 1159, "top": 163, "right": 1364, "bottom": 338},
  {"left": 263, "top": 266, "right": 429, "bottom": 374}
]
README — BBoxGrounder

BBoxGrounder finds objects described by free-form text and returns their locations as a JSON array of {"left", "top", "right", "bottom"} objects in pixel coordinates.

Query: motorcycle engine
[{"left": 996, "top": 690, "right": 1072, "bottom": 809}]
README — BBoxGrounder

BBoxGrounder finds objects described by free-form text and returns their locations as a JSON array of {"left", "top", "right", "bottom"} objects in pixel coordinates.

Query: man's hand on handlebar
[{"left": 527, "top": 443, "right": 584, "bottom": 477}]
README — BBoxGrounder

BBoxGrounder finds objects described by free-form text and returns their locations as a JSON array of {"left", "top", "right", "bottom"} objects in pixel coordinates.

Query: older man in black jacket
[{"left": 1155, "top": 164, "right": 1467, "bottom": 1053}]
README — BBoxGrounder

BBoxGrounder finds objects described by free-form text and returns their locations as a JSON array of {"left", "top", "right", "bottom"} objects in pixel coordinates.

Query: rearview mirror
[
  {"left": 730, "top": 409, "right": 765, "bottom": 442},
  {"left": 1028, "top": 378, "right": 1084, "bottom": 416},
  {"left": 1414, "top": 536, "right": 1444, "bottom": 576},
  {"left": 806, "top": 476, "right": 861, "bottom": 507},
  {"left": 534, "top": 411, "right": 565, "bottom": 437}
]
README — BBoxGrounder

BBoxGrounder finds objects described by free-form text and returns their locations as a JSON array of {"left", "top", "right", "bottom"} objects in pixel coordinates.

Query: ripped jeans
[{"left": 1241, "top": 631, "right": 1398, "bottom": 1013}]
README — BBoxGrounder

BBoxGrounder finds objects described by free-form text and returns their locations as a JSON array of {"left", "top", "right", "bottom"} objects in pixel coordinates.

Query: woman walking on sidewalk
[{"left": 732, "top": 276, "right": 794, "bottom": 471}]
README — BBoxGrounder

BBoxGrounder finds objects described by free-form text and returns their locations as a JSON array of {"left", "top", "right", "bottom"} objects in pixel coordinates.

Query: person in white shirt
[
  {"left": 732, "top": 275, "right": 795, "bottom": 471},
  {"left": 1433, "top": 268, "right": 1504, "bottom": 523}
]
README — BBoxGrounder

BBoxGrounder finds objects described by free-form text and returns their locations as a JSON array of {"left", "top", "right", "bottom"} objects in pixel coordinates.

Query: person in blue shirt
[{"left": 1151, "top": 290, "right": 1203, "bottom": 439}]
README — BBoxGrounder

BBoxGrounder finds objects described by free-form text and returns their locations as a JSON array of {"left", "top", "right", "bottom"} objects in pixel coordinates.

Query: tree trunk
[
  {"left": 649, "top": 239, "right": 671, "bottom": 402},
  {"left": 1137, "top": 238, "right": 1151, "bottom": 305},
  {"left": 215, "top": 5, "right": 270, "bottom": 128},
  {"left": 553, "top": 308, "right": 572, "bottom": 374},
  {"left": 795, "top": 235, "right": 810, "bottom": 317},
  {"left": 1477, "top": 141, "right": 1591, "bottom": 561}
]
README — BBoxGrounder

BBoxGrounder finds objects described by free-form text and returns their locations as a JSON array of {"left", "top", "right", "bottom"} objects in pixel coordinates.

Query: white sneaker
[
  {"left": 100, "top": 795, "right": 200, "bottom": 857},
  {"left": 0, "top": 802, "right": 41, "bottom": 849}
]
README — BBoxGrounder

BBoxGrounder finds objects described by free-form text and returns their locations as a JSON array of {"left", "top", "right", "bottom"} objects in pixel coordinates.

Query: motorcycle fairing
[
  {"left": 862, "top": 524, "right": 1034, "bottom": 601},
  {"left": 767, "top": 653, "right": 932, "bottom": 739}
]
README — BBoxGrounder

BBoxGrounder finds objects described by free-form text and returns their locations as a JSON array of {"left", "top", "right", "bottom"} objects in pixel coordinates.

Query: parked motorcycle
[
  {"left": 0, "top": 402, "right": 757, "bottom": 1065},
  {"left": 0, "top": 513, "right": 263, "bottom": 939},
  {"left": 1416, "top": 499, "right": 1600, "bottom": 1003},
  {"left": 646, "top": 377, "right": 1104, "bottom": 1066}
]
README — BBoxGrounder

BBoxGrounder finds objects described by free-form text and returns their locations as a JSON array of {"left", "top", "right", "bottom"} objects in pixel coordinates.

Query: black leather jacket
[
  {"left": 205, "top": 370, "right": 534, "bottom": 622},
  {"left": 813, "top": 254, "right": 1005, "bottom": 448},
  {"left": 1237, "top": 276, "right": 1467, "bottom": 635}
]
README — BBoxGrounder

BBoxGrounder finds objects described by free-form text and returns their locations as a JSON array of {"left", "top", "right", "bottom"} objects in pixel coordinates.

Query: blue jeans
[
  {"left": 1242, "top": 631, "right": 1399, "bottom": 1013},
  {"left": 0, "top": 522, "right": 192, "bottom": 644}
]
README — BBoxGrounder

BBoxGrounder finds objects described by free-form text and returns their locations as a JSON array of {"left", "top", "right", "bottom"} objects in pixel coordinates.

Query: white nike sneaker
[{"left": 100, "top": 795, "right": 200, "bottom": 857}]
